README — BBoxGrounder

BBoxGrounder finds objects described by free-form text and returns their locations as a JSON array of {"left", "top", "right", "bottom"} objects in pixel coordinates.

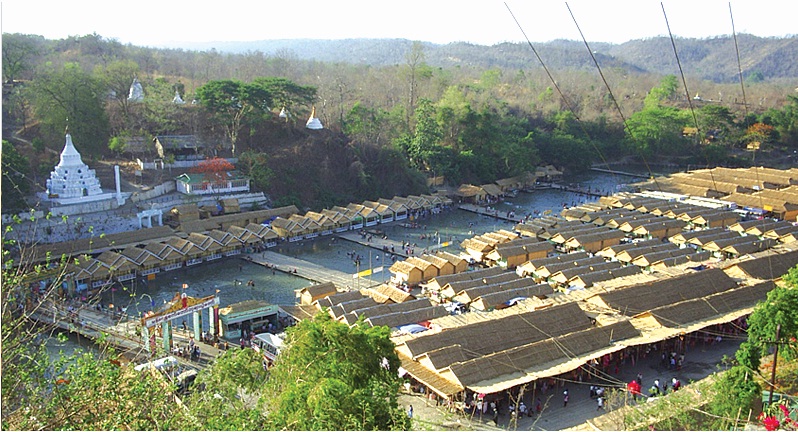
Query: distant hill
[{"left": 167, "top": 34, "right": 798, "bottom": 83}]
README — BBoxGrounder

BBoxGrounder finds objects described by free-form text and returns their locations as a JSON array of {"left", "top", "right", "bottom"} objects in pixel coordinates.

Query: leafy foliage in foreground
[{"left": 261, "top": 312, "right": 411, "bottom": 431}]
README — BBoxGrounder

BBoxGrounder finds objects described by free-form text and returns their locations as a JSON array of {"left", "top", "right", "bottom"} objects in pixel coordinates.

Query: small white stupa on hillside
[
  {"left": 305, "top": 106, "right": 323, "bottom": 130},
  {"left": 46, "top": 130, "right": 103, "bottom": 200},
  {"left": 128, "top": 77, "right": 144, "bottom": 102},
  {"left": 173, "top": 90, "right": 185, "bottom": 104},
  {"left": 279, "top": 106, "right": 290, "bottom": 120}
]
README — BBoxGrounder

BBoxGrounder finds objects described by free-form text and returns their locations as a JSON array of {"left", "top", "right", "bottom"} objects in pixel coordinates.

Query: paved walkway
[
  {"left": 399, "top": 337, "right": 743, "bottom": 430},
  {"left": 243, "top": 250, "right": 381, "bottom": 290}
]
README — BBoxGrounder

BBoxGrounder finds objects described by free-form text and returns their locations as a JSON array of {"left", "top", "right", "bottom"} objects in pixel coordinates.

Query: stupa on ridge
[
  {"left": 305, "top": 106, "right": 323, "bottom": 130},
  {"left": 128, "top": 77, "right": 144, "bottom": 102}
]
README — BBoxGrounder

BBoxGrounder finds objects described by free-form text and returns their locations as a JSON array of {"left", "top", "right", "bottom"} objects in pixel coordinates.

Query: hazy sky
[{"left": 1, "top": 0, "right": 795, "bottom": 48}]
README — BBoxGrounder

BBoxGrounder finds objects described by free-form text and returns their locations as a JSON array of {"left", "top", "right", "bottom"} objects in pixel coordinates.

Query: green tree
[
  {"left": 237, "top": 150, "right": 273, "bottom": 191},
  {"left": 183, "top": 348, "right": 267, "bottom": 430},
  {"left": 2, "top": 33, "right": 43, "bottom": 82},
  {"left": 252, "top": 76, "right": 316, "bottom": 113},
  {"left": 262, "top": 312, "right": 410, "bottom": 431},
  {"left": 94, "top": 59, "right": 140, "bottom": 121},
  {"left": 626, "top": 105, "right": 691, "bottom": 157},
  {"left": 745, "top": 266, "right": 798, "bottom": 362},
  {"left": 195, "top": 79, "right": 273, "bottom": 155},
  {"left": 1, "top": 140, "right": 31, "bottom": 211},
  {"left": 27, "top": 62, "right": 110, "bottom": 156},
  {"left": 643, "top": 75, "right": 679, "bottom": 109}
]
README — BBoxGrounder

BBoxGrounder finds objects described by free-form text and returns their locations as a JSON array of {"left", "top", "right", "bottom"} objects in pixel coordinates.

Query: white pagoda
[
  {"left": 46, "top": 132, "right": 103, "bottom": 200},
  {"left": 173, "top": 90, "right": 185, "bottom": 104},
  {"left": 128, "top": 77, "right": 144, "bottom": 102},
  {"left": 305, "top": 106, "right": 323, "bottom": 130}
]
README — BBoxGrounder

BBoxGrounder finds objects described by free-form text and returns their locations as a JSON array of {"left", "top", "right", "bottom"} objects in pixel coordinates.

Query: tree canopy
[{"left": 261, "top": 312, "right": 410, "bottom": 431}]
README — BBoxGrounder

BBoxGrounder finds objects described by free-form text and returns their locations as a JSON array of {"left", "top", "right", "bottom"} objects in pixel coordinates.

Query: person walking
[
  {"left": 597, "top": 396, "right": 604, "bottom": 411},
  {"left": 407, "top": 405, "right": 413, "bottom": 419},
  {"left": 563, "top": 389, "right": 569, "bottom": 407}
]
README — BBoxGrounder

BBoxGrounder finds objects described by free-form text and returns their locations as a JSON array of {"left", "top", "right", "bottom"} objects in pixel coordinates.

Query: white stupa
[
  {"left": 173, "top": 90, "right": 185, "bottom": 104},
  {"left": 46, "top": 131, "right": 103, "bottom": 200},
  {"left": 128, "top": 77, "right": 144, "bottom": 102},
  {"left": 305, "top": 106, "right": 323, "bottom": 130},
  {"left": 279, "top": 106, "right": 290, "bottom": 120}
]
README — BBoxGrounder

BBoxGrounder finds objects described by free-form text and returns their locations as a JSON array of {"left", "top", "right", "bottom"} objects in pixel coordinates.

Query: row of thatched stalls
[
  {"left": 268, "top": 194, "right": 453, "bottom": 242},
  {"left": 388, "top": 190, "right": 798, "bottom": 300},
  {"left": 388, "top": 250, "right": 798, "bottom": 406},
  {"left": 632, "top": 166, "right": 798, "bottom": 221},
  {"left": 368, "top": 189, "right": 798, "bottom": 405},
  {"left": 58, "top": 222, "right": 281, "bottom": 293}
]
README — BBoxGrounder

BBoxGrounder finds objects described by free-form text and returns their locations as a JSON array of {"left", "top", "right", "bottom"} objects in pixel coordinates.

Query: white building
[
  {"left": 306, "top": 106, "right": 323, "bottom": 130},
  {"left": 46, "top": 132, "right": 103, "bottom": 199},
  {"left": 128, "top": 77, "right": 144, "bottom": 102},
  {"left": 175, "top": 172, "right": 250, "bottom": 195}
]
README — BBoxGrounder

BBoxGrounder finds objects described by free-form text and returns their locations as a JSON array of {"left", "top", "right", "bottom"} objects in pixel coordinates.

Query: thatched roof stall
[
  {"left": 400, "top": 303, "right": 592, "bottom": 363},
  {"left": 631, "top": 219, "right": 688, "bottom": 239},
  {"left": 421, "top": 254, "right": 455, "bottom": 276},
  {"left": 549, "top": 225, "right": 610, "bottom": 244},
  {"left": 425, "top": 267, "right": 505, "bottom": 293},
  {"left": 485, "top": 239, "right": 554, "bottom": 268},
  {"left": 453, "top": 278, "right": 542, "bottom": 304},
  {"left": 366, "top": 305, "right": 450, "bottom": 328},
  {"left": 389, "top": 261, "right": 424, "bottom": 286},
  {"left": 690, "top": 210, "right": 740, "bottom": 228},
  {"left": 295, "top": 281, "right": 338, "bottom": 306},
  {"left": 226, "top": 225, "right": 260, "bottom": 245},
  {"left": 434, "top": 251, "right": 469, "bottom": 273},
  {"left": 533, "top": 256, "right": 606, "bottom": 280},
  {"left": 350, "top": 298, "right": 433, "bottom": 322},
  {"left": 522, "top": 251, "right": 590, "bottom": 272},
  {"left": 444, "top": 321, "right": 640, "bottom": 393},
  {"left": 28, "top": 225, "right": 177, "bottom": 265},
  {"left": 244, "top": 223, "right": 279, "bottom": 241},
  {"left": 686, "top": 230, "right": 741, "bottom": 249},
  {"left": 480, "top": 183, "right": 503, "bottom": 198},
  {"left": 616, "top": 215, "right": 664, "bottom": 232},
  {"left": 548, "top": 261, "right": 622, "bottom": 285},
  {"left": 567, "top": 265, "right": 642, "bottom": 288},
  {"left": 763, "top": 224, "right": 798, "bottom": 241},
  {"left": 597, "top": 238, "right": 661, "bottom": 258},
  {"left": 728, "top": 220, "right": 772, "bottom": 233},
  {"left": 440, "top": 272, "right": 520, "bottom": 299},
  {"left": 648, "top": 251, "right": 712, "bottom": 271},
  {"left": 314, "top": 290, "right": 364, "bottom": 309},
  {"left": 630, "top": 248, "right": 694, "bottom": 268},
  {"left": 702, "top": 235, "right": 762, "bottom": 253},
  {"left": 171, "top": 204, "right": 200, "bottom": 222},
  {"left": 648, "top": 280, "right": 775, "bottom": 328},
  {"left": 613, "top": 242, "right": 681, "bottom": 264},
  {"left": 582, "top": 207, "right": 639, "bottom": 226},
  {"left": 723, "top": 250, "right": 798, "bottom": 280},
  {"left": 595, "top": 268, "right": 738, "bottom": 316},
  {"left": 186, "top": 232, "right": 215, "bottom": 251},
  {"left": 165, "top": 236, "right": 205, "bottom": 259},
  {"left": 669, "top": 227, "right": 725, "bottom": 245},
  {"left": 469, "top": 284, "right": 554, "bottom": 311},
  {"left": 744, "top": 220, "right": 795, "bottom": 237},
  {"left": 365, "top": 284, "right": 416, "bottom": 303},
  {"left": 720, "top": 239, "right": 776, "bottom": 258},
  {"left": 563, "top": 230, "right": 627, "bottom": 253},
  {"left": 405, "top": 256, "right": 439, "bottom": 281}
]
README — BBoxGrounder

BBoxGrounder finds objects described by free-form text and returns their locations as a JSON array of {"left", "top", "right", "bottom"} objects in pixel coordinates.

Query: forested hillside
[
  {"left": 2, "top": 33, "right": 797, "bottom": 211},
  {"left": 171, "top": 35, "right": 798, "bottom": 83}
]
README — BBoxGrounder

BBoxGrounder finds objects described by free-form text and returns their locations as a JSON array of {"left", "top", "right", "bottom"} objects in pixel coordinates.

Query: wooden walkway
[
  {"left": 458, "top": 204, "right": 524, "bottom": 223},
  {"left": 243, "top": 251, "right": 380, "bottom": 290}
]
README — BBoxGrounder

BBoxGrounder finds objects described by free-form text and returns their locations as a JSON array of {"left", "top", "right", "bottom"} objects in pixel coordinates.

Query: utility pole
[{"left": 767, "top": 324, "right": 781, "bottom": 408}]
